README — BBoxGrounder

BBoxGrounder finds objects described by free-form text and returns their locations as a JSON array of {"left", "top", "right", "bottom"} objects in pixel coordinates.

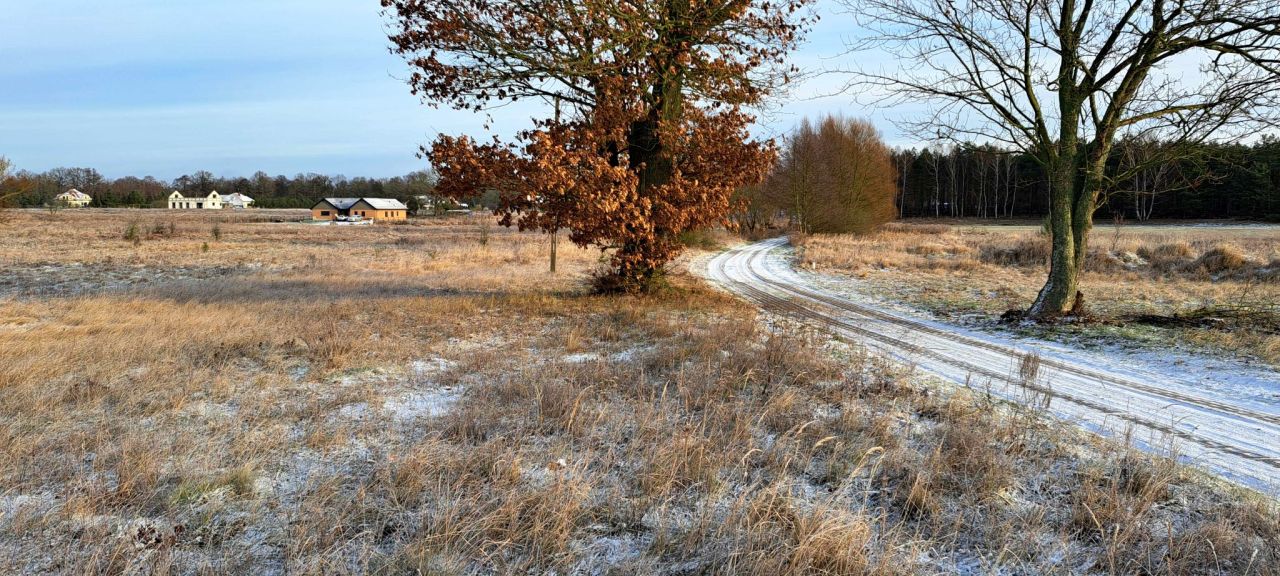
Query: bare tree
[
  {"left": 928, "top": 145, "right": 942, "bottom": 217},
  {"left": 846, "top": 0, "right": 1280, "bottom": 317},
  {"left": 1115, "top": 137, "right": 1201, "bottom": 221},
  {"left": 768, "top": 119, "right": 824, "bottom": 232},
  {"left": 1000, "top": 153, "right": 1017, "bottom": 217},
  {"left": 764, "top": 115, "right": 898, "bottom": 233}
]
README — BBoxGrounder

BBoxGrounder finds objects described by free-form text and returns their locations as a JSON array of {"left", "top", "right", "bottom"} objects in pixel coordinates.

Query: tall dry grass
[
  {"left": 798, "top": 221, "right": 1280, "bottom": 363},
  {"left": 0, "top": 210, "right": 1276, "bottom": 574}
]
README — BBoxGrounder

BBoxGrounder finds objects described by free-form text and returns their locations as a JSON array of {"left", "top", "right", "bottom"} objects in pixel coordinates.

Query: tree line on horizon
[
  {"left": 892, "top": 137, "right": 1280, "bottom": 222},
  {"left": 0, "top": 167, "right": 441, "bottom": 210},
  {"left": 7, "top": 131, "right": 1280, "bottom": 225}
]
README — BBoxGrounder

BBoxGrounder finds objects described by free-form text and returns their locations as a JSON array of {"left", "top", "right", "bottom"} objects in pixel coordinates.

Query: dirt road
[{"left": 706, "top": 238, "right": 1280, "bottom": 494}]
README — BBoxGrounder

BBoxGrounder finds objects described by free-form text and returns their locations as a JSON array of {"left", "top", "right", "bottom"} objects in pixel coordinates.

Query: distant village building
[
  {"left": 310, "top": 198, "right": 408, "bottom": 222},
  {"left": 55, "top": 189, "right": 92, "bottom": 208},
  {"left": 414, "top": 194, "right": 471, "bottom": 214},
  {"left": 222, "top": 192, "right": 254, "bottom": 209},
  {"left": 412, "top": 195, "right": 436, "bottom": 213},
  {"left": 168, "top": 190, "right": 223, "bottom": 210}
]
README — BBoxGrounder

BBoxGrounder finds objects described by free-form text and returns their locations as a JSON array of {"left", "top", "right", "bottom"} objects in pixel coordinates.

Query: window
[{"left": 320, "top": 210, "right": 330, "bottom": 216}]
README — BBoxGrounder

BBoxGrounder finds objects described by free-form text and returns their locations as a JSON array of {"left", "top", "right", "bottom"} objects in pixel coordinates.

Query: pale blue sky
[{"left": 1, "top": 1, "right": 901, "bottom": 179}]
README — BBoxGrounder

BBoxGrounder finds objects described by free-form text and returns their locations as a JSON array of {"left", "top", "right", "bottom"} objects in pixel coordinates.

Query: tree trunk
[
  {"left": 549, "top": 228, "right": 558, "bottom": 273},
  {"left": 1030, "top": 158, "right": 1081, "bottom": 318},
  {"left": 1030, "top": 29, "right": 1084, "bottom": 319},
  {"left": 610, "top": 25, "right": 686, "bottom": 290},
  {"left": 1030, "top": 150, "right": 1105, "bottom": 318}
]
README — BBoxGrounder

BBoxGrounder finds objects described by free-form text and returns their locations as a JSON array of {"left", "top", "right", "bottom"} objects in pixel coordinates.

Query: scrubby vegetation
[
  {"left": 797, "top": 222, "right": 1280, "bottom": 364},
  {"left": 1, "top": 211, "right": 1276, "bottom": 574},
  {"left": 749, "top": 116, "right": 900, "bottom": 235}
]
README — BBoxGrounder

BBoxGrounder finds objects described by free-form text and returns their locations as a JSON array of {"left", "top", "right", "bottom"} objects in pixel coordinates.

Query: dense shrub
[
  {"left": 756, "top": 115, "right": 899, "bottom": 235},
  {"left": 979, "top": 235, "right": 1050, "bottom": 267},
  {"left": 1191, "top": 244, "right": 1249, "bottom": 273}
]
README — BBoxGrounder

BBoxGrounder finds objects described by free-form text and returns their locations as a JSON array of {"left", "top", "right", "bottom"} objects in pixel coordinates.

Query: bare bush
[
  {"left": 978, "top": 235, "right": 1050, "bottom": 268},
  {"left": 1138, "top": 241, "right": 1197, "bottom": 271},
  {"left": 763, "top": 115, "right": 899, "bottom": 234},
  {"left": 1191, "top": 244, "right": 1249, "bottom": 274}
]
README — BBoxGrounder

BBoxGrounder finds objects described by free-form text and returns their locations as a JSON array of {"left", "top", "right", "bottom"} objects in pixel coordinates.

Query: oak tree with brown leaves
[{"left": 383, "top": 0, "right": 812, "bottom": 291}]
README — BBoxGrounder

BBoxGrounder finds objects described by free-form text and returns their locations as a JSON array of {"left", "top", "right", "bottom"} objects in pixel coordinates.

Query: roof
[
  {"left": 354, "top": 198, "right": 408, "bottom": 210},
  {"left": 223, "top": 193, "right": 254, "bottom": 202},
  {"left": 314, "top": 197, "right": 407, "bottom": 211},
  {"left": 57, "top": 189, "right": 91, "bottom": 199},
  {"left": 169, "top": 190, "right": 220, "bottom": 199},
  {"left": 315, "top": 198, "right": 361, "bottom": 210}
]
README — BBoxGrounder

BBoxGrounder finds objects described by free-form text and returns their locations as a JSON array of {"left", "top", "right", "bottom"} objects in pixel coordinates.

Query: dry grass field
[
  {"left": 798, "top": 221, "right": 1280, "bottom": 365},
  {"left": 1, "top": 210, "right": 1277, "bottom": 575}
]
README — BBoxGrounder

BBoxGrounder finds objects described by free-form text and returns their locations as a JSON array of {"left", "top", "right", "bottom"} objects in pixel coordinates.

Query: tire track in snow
[{"left": 705, "top": 238, "right": 1280, "bottom": 494}]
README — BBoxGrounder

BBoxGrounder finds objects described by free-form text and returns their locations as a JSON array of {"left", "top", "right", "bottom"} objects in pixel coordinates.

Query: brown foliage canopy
[
  {"left": 0, "top": 156, "right": 31, "bottom": 210},
  {"left": 383, "top": 0, "right": 813, "bottom": 290},
  {"left": 761, "top": 116, "right": 898, "bottom": 234}
]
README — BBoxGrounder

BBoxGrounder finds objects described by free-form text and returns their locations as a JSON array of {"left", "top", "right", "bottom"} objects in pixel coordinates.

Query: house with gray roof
[{"left": 310, "top": 197, "right": 408, "bottom": 222}]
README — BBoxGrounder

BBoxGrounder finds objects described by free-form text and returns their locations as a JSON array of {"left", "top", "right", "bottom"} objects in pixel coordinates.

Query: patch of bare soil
[
  {"left": 1130, "top": 305, "right": 1280, "bottom": 334},
  {"left": 0, "top": 261, "right": 259, "bottom": 298}
]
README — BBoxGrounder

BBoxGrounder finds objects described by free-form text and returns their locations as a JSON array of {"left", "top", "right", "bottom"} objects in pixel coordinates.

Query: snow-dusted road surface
[{"left": 706, "top": 238, "right": 1280, "bottom": 495}]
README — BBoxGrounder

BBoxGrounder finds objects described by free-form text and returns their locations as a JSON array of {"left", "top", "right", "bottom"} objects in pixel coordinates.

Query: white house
[
  {"left": 55, "top": 188, "right": 92, "bottom": 208},
  {"left": 222, "top": 192, "right": 254, "bottom": 209},
  {"left": 168, "top": 190, "right": 223, "bottom": 210}
]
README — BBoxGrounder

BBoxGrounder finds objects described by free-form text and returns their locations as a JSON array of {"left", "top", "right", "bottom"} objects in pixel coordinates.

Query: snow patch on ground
[
  {"left": 336, "top": 402, "right": 369, "bottom": 420},
  {"left": 382, "top": 388, "right": 460, "bottom": 421},
  {"left": 329, "top": 357, "right": 462, "bottom": 423},
  {"left": 705, "top": 238, "right": 1280, "bottom": 493},
  {"left": 561, "top": 352, "right": 602, "bottom": 364},
  {"left": 561, "top": 346, "right": 654, "bottom": 365},
  {"left": 0, "top": 492, "right": 58, "bottom": 530},
  {"left": 263, "top": 441, "right": 375, "bottom": 503},
  {"left": 571, "top": 532, "right": 652, "bottom": 573},
  {"left": 609, "top": 346, "right": 653, "bottom": 363},
  {"left": 412, "top": 357, "right": 455, "bottom": 376},
  {"left": 794, "top": 257, "right": 1280, "bottom": 412}
]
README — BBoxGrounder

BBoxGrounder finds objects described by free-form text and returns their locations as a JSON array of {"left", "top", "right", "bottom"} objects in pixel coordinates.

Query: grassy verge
[{"left": 796, "top": 222, "right": 1280, "bottom": 365}]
